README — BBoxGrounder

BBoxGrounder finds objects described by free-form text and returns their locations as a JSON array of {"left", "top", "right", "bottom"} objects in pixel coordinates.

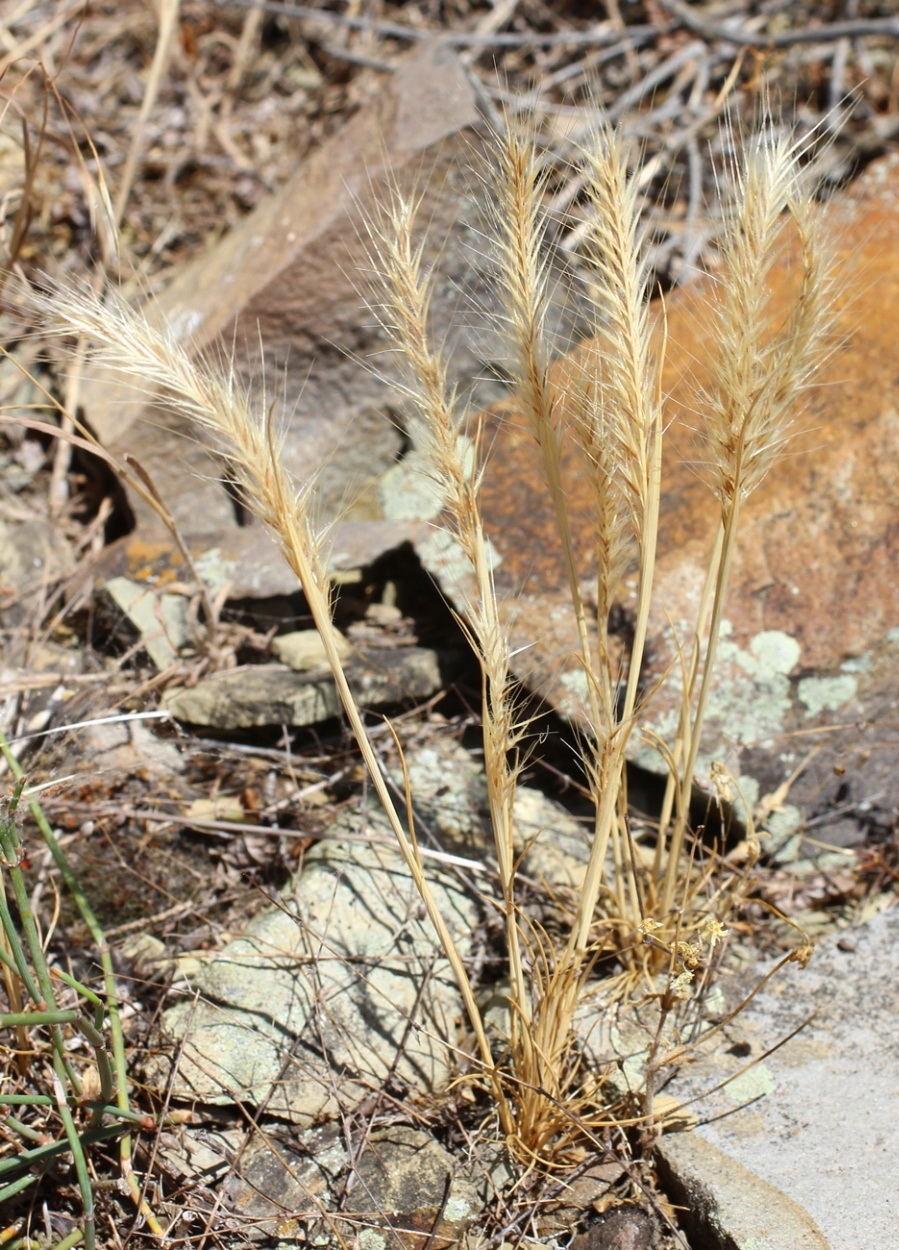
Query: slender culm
[{"left": 32, "top": 107, "right": 836, "bottom": 1168}]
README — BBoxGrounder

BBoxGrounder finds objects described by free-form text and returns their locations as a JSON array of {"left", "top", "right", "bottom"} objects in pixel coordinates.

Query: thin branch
[
  {"left": 225, "top": 1, "right": 669, "bottom": 49},
  {"left": 657, "top": 0, "right": 899, "bottom": 48}
]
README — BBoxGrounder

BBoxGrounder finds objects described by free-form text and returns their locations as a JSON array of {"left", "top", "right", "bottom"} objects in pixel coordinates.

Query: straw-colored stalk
[
  {"left": 564, "top": 123, "right": 665, "bottom": 956},
  {"left": 492, "top": 123, "right": 668, "bottom": 1049},
  {"left": 361, "top": 190, "right": 534, "bottom": 1093},
  {"left": 658, "top": 128, "right": 836, "bottom": 918},
  {"left": 32, "top": 111, "right": 836, "bottom": 1164},
  {"left": 30, "top": 280, "right": 517, "bottom": 1138}
]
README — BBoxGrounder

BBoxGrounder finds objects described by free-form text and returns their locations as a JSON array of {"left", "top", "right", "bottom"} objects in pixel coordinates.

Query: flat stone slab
[
  {"left": 154, "top": 827, "right": 479, "bottom": 1124},
  {"left": 656, "top": 1133, "right": 830, "bottom": 1250},
  {"left": 667, "top": 905, "right": 899, "bottom": 1250},
  {"left": 149, "top": 737, "right": 592, "bottom": 1123},
  {"left": 162, "top": 645, "right": 451, "bottom": 728}
]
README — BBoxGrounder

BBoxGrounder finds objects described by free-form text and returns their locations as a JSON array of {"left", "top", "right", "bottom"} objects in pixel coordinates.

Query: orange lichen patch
[
  {"left": 96, "top": 533, "right": 191, "bottom": 588},
  {"left": 122, "top": 536, "right": 191, "bottom": 587}
]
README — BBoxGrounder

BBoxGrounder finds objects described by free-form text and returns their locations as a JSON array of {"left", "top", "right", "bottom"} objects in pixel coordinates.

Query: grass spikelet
[
  {"left": 28, "top": 275, "right": 518, "bottom": 1140},
  {"left": 28, "top": 102, "right": 838, "bottom": 1170},
  {"left": 705, "top": 126, "right": 834, "bottom": 504},
  {"left": 563, "top": 122, "right": 667, "bottom": 965},
  {"left": 659, "top": 121, "right": 837, "bottom": 916},
  {"left": 579, "top": 123, "right": 658, "bottom": 543}
]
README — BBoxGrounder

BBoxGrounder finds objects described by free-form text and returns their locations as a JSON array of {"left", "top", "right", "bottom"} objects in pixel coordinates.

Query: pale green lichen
[
  {"left": 645, "top": 625, "right": 801, "bottom": 759},
  {"left": 695, "top": 628, "right": 799, "bottom": 750},
  {"left": 635, "top": 625, "right": 800, "bottom": 780},
  {"left": 358, "top": 1230, "right": 387, "bottom": 1250},
  {"left": 744, "top": 630, "right": 802, "bottom": 676},
  {"left": 771, "top": 833, "right": 802, "bottom": 864},
  {"left": 630, "top": 626, "right": 803, "bottom": 822},
  {"left": 378, "top": 452, "right": 446, "bottom": 522},
  {"left": 724, "top": 1063, "right": 776, "bottom": 1104},
  {"left": 558, "top": 668, "right": 591, "bottom": 719},
  {"left": 797, "top": 673, "right": 857, "bottom": 717},
  {"left": 731, "top": 772, "right": 760, "bottom": 817},
  {"left": 379, "top": 436, "right": 504, "bottom": 587},
  {"left": 105, "top": 576, "right": 190, "bottom": 669},
  {"left": 417, "top": 526, "right": 502, "bottom": 587},
  {"left": 766, "top": 803, "right": 802, "bottom": 839},
  {"left": 379, "top": 433, "right": 480, "bottom": 524},
  {"left": 444, "top": 1195, "right": 474, "bottom": 1222},
  {"left": 192, "top": 546, "right": 239, "bottom": 594}
]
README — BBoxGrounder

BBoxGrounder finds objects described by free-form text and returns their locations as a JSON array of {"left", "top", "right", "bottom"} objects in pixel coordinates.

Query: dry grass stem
[
  {"left": 660, "top": 127, "right": 836, "bottom": 916},
  {"left": 363, "top": 185, "right": 534, "bottom": 1094},
  {"left": 492, "top": 129, "right": 604, "bottom": 741},
  {"left": 30, "top": 105, "right": 836, "bottom": 1167},
  {"left": 28, "top": 278, "right": 516, "bottom": 1138}
]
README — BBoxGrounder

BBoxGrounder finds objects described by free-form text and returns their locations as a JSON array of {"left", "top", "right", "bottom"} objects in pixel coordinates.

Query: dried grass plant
[
  {"left": 26, "top": 113, "right": 836, "bottom": 1167},
  {"left": 0, "top": 739, "right": 172, "bottom": 1248}
]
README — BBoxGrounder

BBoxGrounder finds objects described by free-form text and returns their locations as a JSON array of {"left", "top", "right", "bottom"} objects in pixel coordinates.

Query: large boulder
[{"left": 393, "top": 151, "right": 899, "bottom": 843}]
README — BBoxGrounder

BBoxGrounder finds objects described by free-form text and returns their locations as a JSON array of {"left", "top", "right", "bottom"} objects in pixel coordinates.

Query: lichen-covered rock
[
  {"left": 154, "top": 826, "right": 478, "bottom": 1123},
  {"left": 401, "top": 151, "right": 899, "bottom": 843},
  {"left": 149, "top": 736, "right": 596, "bottom": 1122},
  {"left": 163, "top": 646, "right": 448, "bottom": 728}
]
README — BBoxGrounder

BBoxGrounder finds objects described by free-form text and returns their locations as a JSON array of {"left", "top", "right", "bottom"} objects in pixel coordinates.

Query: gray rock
[
  {"left": 347, "top": 1124, "right": 481, "bottom": 1246},
  {"left": 570, "top": 1206, "right": 658, "bottom": 1250},
  {"left": 655, "top": 1132, "right": 830, "bottom": 1250},
  {"left": 80, "top": 41, "right": 587, "bottom": 547},
  {"left": 103, "top": 575, "right": 191, "bottom": 670},
  {"left": 539, "top": 1158, "right": 629, "bottom": 1239},
  {"left": 665, "top": 905, "right": 899, "bottom": 1250},
  {"left": 163, "top": 646, "right": 447, "bottom": 728},
  {"left": 1, "top": 639, "right": 85, "bottom": 743},
  {"left": 97, "top": 517, "right": 428, "bottom": 603},
  {"left": 224, "top": 1122, "right": 483, "bottom": 1246},
  {"left": 156, "top": 1125, "right": 243, "bottom": 1188},
  {"left": 154, "top": 815, "right": 480, "bottom": 1123},
  {"left": 270, "top": 628, "right": 351, "bottom": 671},
  {"left": 52, "top": 713, "right": 182, "bottom": 785},
  {"left": 0, "top": 512, "right": 75, "bottom": 630},
  {"left": 150, "top": 736, "right": 597, "bottom": 1124},
  {"left": 398, "top": 736, "right": 591, "bottom": 873},
  {"left": 513, "top": 782, "right": 590, "bottom": 889},
  {"left": 223, "top": 1122, "right": 346, "bottom": 1234}
]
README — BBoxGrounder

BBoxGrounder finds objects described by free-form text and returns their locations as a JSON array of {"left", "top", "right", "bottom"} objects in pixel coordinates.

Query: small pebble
[{"left": 570, "top": 1205, "right": 658, "bottom": 1250}]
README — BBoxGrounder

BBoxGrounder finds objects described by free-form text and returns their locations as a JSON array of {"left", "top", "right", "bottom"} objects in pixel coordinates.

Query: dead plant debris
[{"left": 1, "top": 3, "right": 896, "bottom": 1248}]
